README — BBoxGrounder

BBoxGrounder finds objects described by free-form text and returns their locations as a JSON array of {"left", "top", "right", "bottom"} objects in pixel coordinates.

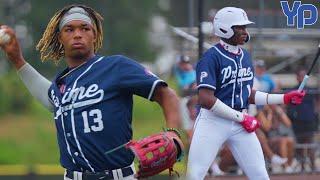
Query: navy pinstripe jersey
[
  {"left": 48, "top": 55, "right": 165, "bottom": 172},
  {"left": 196, "top": 43, "right": 254, "bottom": 110}
]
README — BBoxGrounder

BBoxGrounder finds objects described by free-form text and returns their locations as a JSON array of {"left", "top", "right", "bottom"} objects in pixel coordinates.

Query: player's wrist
[
  {"left": 241, "top": 114, "right": 249, "bottom": 123},
  {"left": 163, "top": 127, "right": 182, "bottom": 138},
  {"left": 15, "top": 58, "right": 27, "bottom": 71},
  {"left": 17, "top": 62, "right": 31, "bottom": 73},
  {"left": 209, "top": 99, "right": 244, "bottom": 122}
]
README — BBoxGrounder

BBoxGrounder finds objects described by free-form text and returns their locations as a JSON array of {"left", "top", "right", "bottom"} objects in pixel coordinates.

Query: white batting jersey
[{"left": 196, "top": 43, "right": 254, "bottom": 110}]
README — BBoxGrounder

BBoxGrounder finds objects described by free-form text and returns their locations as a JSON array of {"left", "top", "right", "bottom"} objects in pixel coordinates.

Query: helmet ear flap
[{"left": 219, "top": 28, "right": 227, "bottom": 34}]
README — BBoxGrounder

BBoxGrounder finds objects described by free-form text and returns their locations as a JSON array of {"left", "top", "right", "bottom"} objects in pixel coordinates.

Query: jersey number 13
[{"left": 81, "top": 109, "right": 104, "bottom": 133}]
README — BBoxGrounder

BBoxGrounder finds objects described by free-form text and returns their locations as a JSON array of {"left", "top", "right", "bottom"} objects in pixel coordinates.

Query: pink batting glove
[
  {"left": 283, "top": 90, "right": 306, "bottom": 105},
  {"left": 240, "top": 115, "right": 260, "bottom": 133}
]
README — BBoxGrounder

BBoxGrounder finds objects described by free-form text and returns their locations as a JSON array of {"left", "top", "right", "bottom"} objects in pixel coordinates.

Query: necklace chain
[{"left": 59, "top": 61, "right": 87, "bottom": 80}]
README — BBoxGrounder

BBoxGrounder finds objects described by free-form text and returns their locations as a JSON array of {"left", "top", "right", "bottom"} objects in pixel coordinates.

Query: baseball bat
[{"left": 298, "top": 43, "right": 320, "bottom": 91}]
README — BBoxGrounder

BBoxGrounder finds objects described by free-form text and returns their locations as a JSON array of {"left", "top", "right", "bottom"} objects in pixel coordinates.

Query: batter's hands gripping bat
[{"left": 298, "top": 43, "right": 320, "bottom": 91}]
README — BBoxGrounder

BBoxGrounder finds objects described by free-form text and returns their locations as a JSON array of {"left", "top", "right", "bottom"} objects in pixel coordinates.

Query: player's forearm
[
  {"left": 198, "top": 88, "right": 244, "bottom": 122},
  {"left": 198, "top": 88, "right": 217, "bottom": 109},
  {"left": 11, "top": 56, "right": 27, "bottom": 70},
  {"left": 162, "top": 91, "right": 181, "bottom": 128},
  {"left": 154, "top": 87, "right": 181, "bottom": 128},
  {"left": 209, "top": 98, "right": 244, "bottom": 122},
  {"left": 17, "top": 63, "right": 54, "bottom": 111},
  {"left": 248, "top": 89, "right": 256, "bottom": 104},
  {"left": 254, "top": 91, "right": 284, "bottom": 105}
]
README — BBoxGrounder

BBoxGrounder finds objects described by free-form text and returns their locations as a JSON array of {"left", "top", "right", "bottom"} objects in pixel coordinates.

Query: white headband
[{"left": 59, "top": 7, "right": 93, "bottom": 30}]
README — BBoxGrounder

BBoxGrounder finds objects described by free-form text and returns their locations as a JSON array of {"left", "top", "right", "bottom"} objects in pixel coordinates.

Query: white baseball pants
[{"left": 186, "top": 108, "right": 269, "bottom": 180}]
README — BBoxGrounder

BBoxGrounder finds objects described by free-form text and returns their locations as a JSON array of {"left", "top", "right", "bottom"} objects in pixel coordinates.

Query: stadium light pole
[
  {"left": 258, "top": 0, "right": 264, "bottom": 49},
  {"left": 188, "top": 0, "right": 194, "bottom": 33},
  {"left": 198, "top": 0, "right": 203, "bottom": 59}
]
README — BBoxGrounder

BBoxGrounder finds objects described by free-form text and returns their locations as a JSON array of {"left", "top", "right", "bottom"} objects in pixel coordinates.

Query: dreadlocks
[{"left": 36, "top": 4, "right": 103, "bottom": 64}]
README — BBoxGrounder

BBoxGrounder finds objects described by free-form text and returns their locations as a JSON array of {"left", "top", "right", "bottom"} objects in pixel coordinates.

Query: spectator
[
  {"left": 266, "top": 105, "right": 295, "bottom": 173},
  {"left": 180, "top": 94, "right": 198, "bottom": 144},
  {"left": 253, "top": 63, "right": 294, "bottom": 172},
  {"left": 286, "top": 68, "right": 320, "bottom": 171},
  {"left": 255, "top": 105, "right": 288, "bottom": 167},
  {"left": 254, "top": 59, "right": 277, "bottom": 93},
  {"left": 174, "top": 55, "right": 196, "bottom": 96}
]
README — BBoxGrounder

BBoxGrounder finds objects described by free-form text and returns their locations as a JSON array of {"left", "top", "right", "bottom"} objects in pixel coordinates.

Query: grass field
[{"left": 0, "top": 95, "right": 177, "bottom": 162}]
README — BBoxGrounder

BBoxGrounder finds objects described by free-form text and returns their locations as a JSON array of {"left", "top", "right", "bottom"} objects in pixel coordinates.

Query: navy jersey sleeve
[
  {"left": 117, "top": 56, "right": 167, "bottom": 100},
  {"left": 196, "top": 53, "right": 219, "bottom": 90}
]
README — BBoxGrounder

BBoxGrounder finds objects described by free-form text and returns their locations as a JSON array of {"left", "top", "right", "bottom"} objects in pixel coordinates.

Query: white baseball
[{"left": 0, "top": 29, "right": 11, "bottom": 45}]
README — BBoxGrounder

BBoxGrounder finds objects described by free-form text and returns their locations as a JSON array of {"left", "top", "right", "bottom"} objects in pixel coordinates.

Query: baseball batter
[
  {"left": 0, "top": 4, "right": 181, "bottom": 180},
  {"left": 186, "top": 7, "right": 305, "bottom": 180}
]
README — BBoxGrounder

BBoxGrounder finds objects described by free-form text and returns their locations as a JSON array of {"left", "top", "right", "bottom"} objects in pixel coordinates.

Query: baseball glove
[{"left": 126, "top": 129, "right": 184, "bottom": 178}]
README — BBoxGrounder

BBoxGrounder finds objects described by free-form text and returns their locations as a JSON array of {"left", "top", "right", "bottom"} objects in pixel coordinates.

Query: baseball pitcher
[{"left": 0, "top": 4, "right": 183, "bottom": 180}]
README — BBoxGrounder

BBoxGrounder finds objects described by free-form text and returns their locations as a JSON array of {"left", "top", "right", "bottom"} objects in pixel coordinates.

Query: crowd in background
[{"left": 173, "top": 55, "right": 320, "bottom": 176}]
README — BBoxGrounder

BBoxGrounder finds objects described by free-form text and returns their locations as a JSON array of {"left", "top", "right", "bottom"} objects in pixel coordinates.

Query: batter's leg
[
  {"left": 228, "top": 129, "right": 269, "bottom": 180},
  {"left": 186, "top": 116, "right": 231, "bottom": 180}
]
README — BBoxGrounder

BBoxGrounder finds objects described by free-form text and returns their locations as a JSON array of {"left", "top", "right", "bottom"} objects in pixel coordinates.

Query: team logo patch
[{"left": 200, "top": 71, "right": 208, "bottom": 82}]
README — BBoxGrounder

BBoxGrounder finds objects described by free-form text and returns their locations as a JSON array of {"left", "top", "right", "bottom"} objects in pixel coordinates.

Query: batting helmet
[{"left": 213, "top": 7, "right": 254, "bottom": 40}]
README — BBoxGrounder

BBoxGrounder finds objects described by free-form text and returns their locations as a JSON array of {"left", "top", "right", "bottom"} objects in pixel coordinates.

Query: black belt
[{"left": 65, "top": 166, "right": 134, "bottom": 180}]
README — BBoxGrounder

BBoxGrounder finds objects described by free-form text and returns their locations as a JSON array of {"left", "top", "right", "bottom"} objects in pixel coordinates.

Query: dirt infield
[{"left": 207, "top": 173, "right": 320, "bottom": 180}]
